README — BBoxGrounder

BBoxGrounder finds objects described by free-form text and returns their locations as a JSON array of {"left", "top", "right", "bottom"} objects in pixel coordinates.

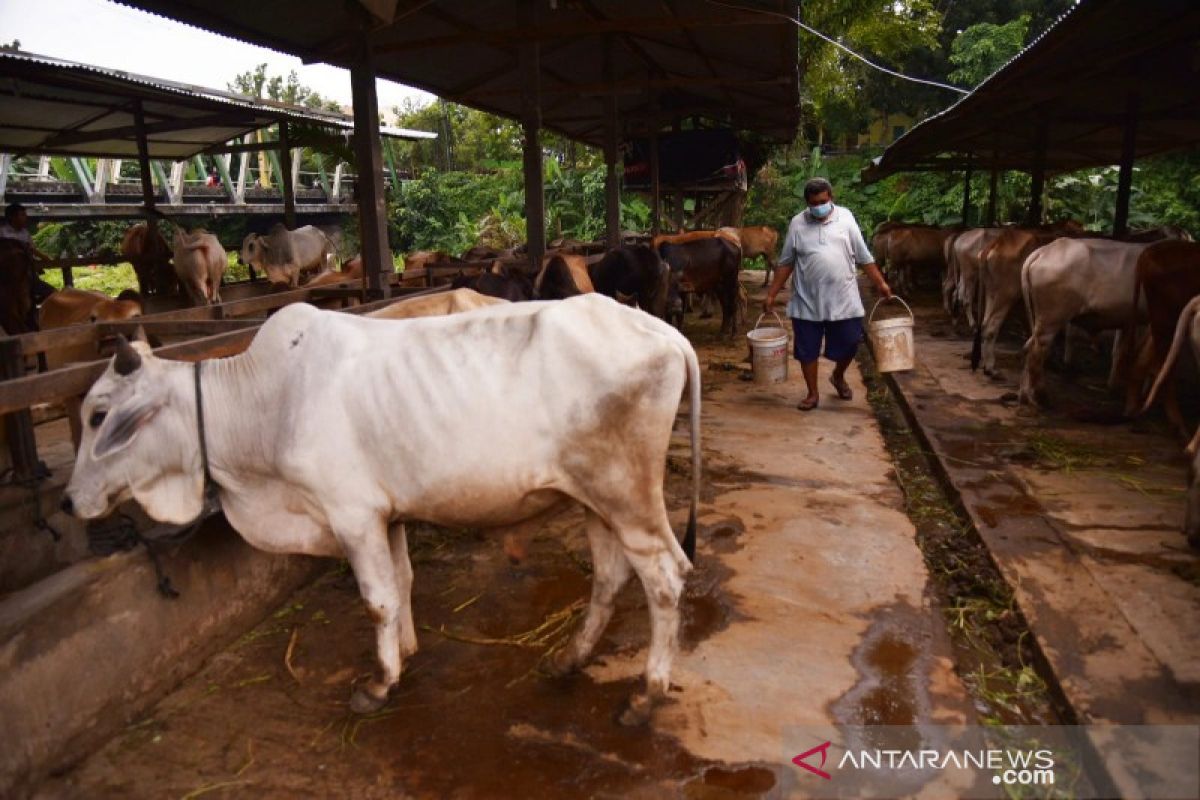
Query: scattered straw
[
  {"left": 179, "top": 780, "right": 248, "bottom": 800},
  {"left": 422, "top": 599, "right": 585, "bottom": 650},
  {"left": 284, "top": 627, "right": 302, "bottom": 684},
  {"left": 452, "top": 593, "right": 483, "bottom": 613}
]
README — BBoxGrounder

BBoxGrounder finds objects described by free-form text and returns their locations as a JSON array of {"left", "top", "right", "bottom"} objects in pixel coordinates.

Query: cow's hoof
[
  {"left": 618, "top": 694, "right": 653, "bottom": 727},
  {"left": 542, "top": 647, "right": 579, "bottom": 678},
  {"left": 350, "top": 684, "right": 390, "bottom": 714}
]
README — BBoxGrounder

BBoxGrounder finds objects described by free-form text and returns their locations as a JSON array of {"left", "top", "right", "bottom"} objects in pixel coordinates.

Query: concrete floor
[
  {"left": 888, "top": 300, "right": 1200, "bottom": 733},
  {"left": 36, "top": 291, "right": 976, "bottom": 799}
]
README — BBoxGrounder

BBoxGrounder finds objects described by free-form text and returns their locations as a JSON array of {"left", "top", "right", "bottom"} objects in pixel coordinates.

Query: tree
[{"left": 948, "top": 15, "right": 1031, "bottom": 87}]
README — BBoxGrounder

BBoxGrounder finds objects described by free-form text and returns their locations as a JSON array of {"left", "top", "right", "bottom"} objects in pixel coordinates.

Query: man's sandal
[
  {"left": 830, "top": 376, "right": 853, "bottom": 401},
  {"left": 797, "top": 396, "right": 820, "bottom": 411}
]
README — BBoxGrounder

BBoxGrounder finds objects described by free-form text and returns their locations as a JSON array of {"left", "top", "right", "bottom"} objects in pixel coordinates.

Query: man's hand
[
  {"left": 764, "top": 290, "right": 777, "bottom": 313},
  {"left": 879, "top": 281, "right": 893, "bottom": 300}
]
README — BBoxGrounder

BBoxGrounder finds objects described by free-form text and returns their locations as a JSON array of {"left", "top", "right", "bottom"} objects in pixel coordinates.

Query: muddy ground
[{"left": 32, "top": 276, "right": 1052, "bottom": 799}]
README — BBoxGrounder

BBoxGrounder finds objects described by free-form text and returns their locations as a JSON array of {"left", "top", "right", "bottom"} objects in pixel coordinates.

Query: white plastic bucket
[
  {"left": 867, "top": 296, "right": 915, "bottom": 372},
  {"left": 747, "top": 312, "right": 790, "bottom": 384}
]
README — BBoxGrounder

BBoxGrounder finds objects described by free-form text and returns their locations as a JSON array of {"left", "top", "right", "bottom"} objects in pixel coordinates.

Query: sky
[{"left": 0, "top": 0, "right": 437, "bottom": 120}]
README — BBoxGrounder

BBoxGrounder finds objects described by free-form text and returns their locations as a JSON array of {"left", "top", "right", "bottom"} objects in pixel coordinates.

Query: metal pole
[
  {"left": 1027, "top": 118, "right": 1048, "bottom": 225},
  {"left": 1113, "top": 90, "right": 1140, "bottom": 238},
  {"left": 279, "top": 122, "right": 296, "bottom": 228},
  {"left": 350, "top": 44, "right": 393, "bottom": 300},
  {"left": 602, "top": 35, "right": 621, "bottom": 249},
  {"left": 521, "top": 31, "right": 545, "bottom": 268}
]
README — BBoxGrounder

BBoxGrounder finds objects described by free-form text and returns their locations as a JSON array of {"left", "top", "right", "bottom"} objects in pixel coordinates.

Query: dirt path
[{"left": 40, "top": 279, "right": 975, "bottom": 799}]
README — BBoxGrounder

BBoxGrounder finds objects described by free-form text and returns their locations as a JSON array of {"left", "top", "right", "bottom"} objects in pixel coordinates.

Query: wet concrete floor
[{"left": 36, "top": 281, "right": 976, "bottom": 799}]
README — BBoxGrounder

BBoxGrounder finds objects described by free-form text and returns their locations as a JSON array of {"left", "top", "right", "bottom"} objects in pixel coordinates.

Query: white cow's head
[
  {"left": 238, "top": 232, "right": 265, "bottom": 266},
  {"left": 61, "top": 336, "right": 204, "bottom": 524}
]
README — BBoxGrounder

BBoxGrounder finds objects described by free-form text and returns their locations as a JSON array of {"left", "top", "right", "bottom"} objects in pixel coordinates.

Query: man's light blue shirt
[{"left": 777, "top": 205, "right": 874, "bottom": 322}]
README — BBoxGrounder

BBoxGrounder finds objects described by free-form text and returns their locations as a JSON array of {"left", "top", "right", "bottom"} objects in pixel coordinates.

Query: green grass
[{"left": 43, "top": 263, "right": 140, "bottom": 295}]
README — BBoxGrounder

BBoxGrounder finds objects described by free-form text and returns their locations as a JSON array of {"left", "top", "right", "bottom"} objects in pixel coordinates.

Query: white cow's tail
[
  {"left": 682, "top": 341, "right": 701, "bottom": 563},
  {"left": 1020, "top": 249, "right": 1039, "bottom": 350},
  {"left": 1142, "top": 295, "right": 1200, "bottom": 414}
]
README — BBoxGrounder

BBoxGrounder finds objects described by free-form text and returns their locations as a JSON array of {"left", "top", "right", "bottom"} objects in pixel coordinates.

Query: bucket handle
[
  {"left": 868, "top": 296, "right": 913, "bottom": 325},
  {"left": 752, "top": 311, "right": 787, "bottom": 334}
]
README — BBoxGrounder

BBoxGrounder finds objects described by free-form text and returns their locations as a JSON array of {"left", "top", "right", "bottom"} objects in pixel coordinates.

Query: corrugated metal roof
[
  {"left": 0, "top": 49, "right": 435, "bottom": 160},
  {"left": 864, "top": 0, "right": 1200, "bottom": 182},
  {"left": 110, "top": 0, "right": 800, "bottom": 146}
]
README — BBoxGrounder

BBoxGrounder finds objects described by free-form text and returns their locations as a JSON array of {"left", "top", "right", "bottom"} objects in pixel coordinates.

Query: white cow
[
  {"left": 172, "top": 228, "right": 225, "bottom": 306},
  {"left": 240, "top": 224, "right": 336, "bottom": 287},
  {"left": 61, "top": 294, "right": 701, "bottom": 723},
  {"left": 951, "top": 228, "right": 1006, "bottom": 327},
  {"left": 1019, "top": 238, "right": 1152, "bottom": 406}
]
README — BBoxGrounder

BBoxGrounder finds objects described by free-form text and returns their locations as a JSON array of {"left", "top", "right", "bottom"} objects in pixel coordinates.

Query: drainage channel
[{"left": 857, "top": 347, "right": 1073, "bottom": 729}]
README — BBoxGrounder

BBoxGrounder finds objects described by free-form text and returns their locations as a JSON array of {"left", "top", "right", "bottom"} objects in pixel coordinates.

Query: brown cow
[
  {"left": 658, "top": 237, "right": 742, "bottom": 336},
  {"left": 39, "top": 288, "right": 144, "bottom": 369},
  {"left": 172, "top": 228, "right": 226, "bottom": 306},
  {"left": 0, "top": 239, "right": 33, "bottom": 334},
  {"left": 121, "top": 222, "right": 175, "bottom": 297},
  {"left": 1130, "top": 240, "right": 1200, "bottom": 434}
]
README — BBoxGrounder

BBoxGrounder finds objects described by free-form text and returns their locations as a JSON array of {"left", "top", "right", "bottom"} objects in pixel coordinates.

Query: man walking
[{"left": 765, "top": 178, "right": 891, "bottom": 411}]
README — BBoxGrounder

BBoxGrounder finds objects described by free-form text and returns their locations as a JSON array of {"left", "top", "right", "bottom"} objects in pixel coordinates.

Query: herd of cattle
[{"left": 873, "top": 219, "right": 1200, "bottom": 546}]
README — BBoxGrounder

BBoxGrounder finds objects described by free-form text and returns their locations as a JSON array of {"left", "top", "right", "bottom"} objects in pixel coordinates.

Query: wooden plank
[
  {"left": 95, "top": 319, "right": 264, "bottom": 338},
  {"left": 602, "top": 35, "right": 621, "bottom": 249},
  {"left": 279, "top": 122, "right": 297, "bottom": 228}
]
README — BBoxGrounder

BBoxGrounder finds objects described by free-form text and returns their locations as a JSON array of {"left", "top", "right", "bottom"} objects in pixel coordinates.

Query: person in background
[
  {"left": 0, "top": 202, "right": 55, "bottom": 326},
  {"left": 764, "top": 177, "right": 892, "bottom": 411},
  {"left": 205, "top": 166, "right": 220, "bottom": 187}
]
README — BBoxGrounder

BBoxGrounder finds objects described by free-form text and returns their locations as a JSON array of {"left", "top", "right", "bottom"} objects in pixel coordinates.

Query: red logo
[{"left": 793, "top": 740, "right": 833, "bottom": 780}]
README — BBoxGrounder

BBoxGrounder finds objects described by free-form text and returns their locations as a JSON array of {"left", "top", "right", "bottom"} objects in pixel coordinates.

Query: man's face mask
[{"left": 809, "top": 201, "right": 833, "bottom": 219}]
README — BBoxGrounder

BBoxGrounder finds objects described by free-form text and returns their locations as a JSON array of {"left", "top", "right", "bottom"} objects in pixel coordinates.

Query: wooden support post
[
  {"left": 649, "top": 130, "right": 661, "bottom": 236},
  {"left": 1027, "top": 119, "right": 1048, "bottom": 225},
  {"left": 0, "top": 338, "right": 40, "bottom": 483},
  {"left": 961, "top": 159, "right": 973, "bottom": 226},
  {"left": 168, "top": 162, "right": 186, "bottom": 205},
  {"left": 279, "top": 122, "right": 296, "bottom": 228},
  {"left": 350, "top": 46, "right": 393, "bottom": 300},
  {"left": 521, "top": 30, "right": 546, "bottom": 268},
  {"left": 987, "top": 163, "right": 1000, "bottom": 225},
  {"left": 332, "top": 162, "right": 345, "bottom": 202},
  {"left": 602, "top": 35, "right": 620, "bottom": 249},
  {"left": 1113, "top": 90, "right": 1140, "bottom": 238},
  {"left": 132, "top": 100, "right": 165, "bottom": 294}
]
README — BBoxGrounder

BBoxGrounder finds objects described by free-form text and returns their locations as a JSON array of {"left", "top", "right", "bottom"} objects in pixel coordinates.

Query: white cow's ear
[{"left": 91, "top": 398, "right": 160, "bottom": 459}]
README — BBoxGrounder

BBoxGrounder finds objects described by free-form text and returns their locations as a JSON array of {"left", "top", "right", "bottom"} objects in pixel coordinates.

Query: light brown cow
[
  {"left": 651, "top": 229, "right": 740, "bottom": 251},
  {"left": 172, "top": 229, "right": 226, "bottom": 306},
  {"left": 951, "top": 228, "right": 1007, "bottom": 327},
  {"left": 973, "top": 228, "right": 1062, "bottom": 376},
  {"left": 535, "top": 252, "right": 594, "bottom": 298},
  {"left": 304, "top": 256, "right": 364, "bottom": 288},
  {"left": 40, "top": 287, "right": 144, "bottom": 370},
  {"left": 886, "top": 225, "right": 954, "bottom": 296},
  {"left": 365, "top": 287, "right": 506, "bottom": 321}
]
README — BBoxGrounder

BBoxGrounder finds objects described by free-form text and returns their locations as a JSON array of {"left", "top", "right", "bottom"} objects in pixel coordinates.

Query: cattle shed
[
  {"left": 0, "top": 50, "right": 435, "bottom": 223},
  {"left": 114, "top": 0, "right": 801, "bottom": 287},
  {"left": 862, "top": 0, "right": 1200, "bottom": 234}
]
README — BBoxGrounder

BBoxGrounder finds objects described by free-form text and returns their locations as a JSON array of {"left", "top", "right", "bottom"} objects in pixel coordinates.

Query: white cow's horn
[{"left": 113, "top": 335, "right": 142, "bottom": 376}]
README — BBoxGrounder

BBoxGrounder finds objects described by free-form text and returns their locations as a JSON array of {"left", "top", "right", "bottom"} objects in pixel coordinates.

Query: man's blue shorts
[{"left": 792, "top": 317, "right": 864, "bottom": 363}]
